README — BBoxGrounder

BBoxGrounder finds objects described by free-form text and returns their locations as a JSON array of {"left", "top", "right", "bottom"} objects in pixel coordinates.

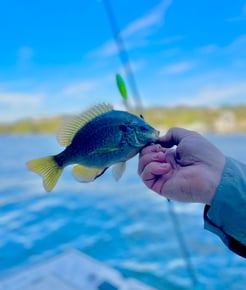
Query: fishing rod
[
  {"left": 103, "top": 1, "right": 198, "bottom": 288},
  {"left": 103, "top": 0, "right": 143, "bottom": 111},
  {"left": 116, "top": 74, "right": 198, "bottom": 289}
]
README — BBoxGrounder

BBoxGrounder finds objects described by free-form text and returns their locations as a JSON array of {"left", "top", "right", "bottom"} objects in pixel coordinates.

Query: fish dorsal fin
[{"left": 57, "top": 103, "right": 114, "bottom": 146}]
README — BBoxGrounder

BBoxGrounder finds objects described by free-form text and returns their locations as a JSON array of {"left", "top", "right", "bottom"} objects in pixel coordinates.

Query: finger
[
  {"left": 141, "top": 162, "right": 172, "bottom": 183},
  {"left": 164, "top": 149, "right": 178, "bottom": 169},
  {"left": 138, "top": 151, "right": 166, "bottom": 175},
  {"left": 157, "top": 127, "right": 193, "bottom": 148},
  {"left": 140, "top": 144, "right": 165, "bottom": 156}
]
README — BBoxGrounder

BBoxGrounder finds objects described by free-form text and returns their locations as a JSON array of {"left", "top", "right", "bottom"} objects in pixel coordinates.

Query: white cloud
[
  {"left": 161, "top": 35, "right": 185, "bottom": 44},
  {"left": 195, "top": 34, "right": 246, "bottom": 58},
  {"left": 198, "top": 44, "right": 219, "bottom": 55},
  {"left": 178, "top": 82, "right": 246, "bottom": 106},
  {"left": 225, "top": 34, "right": 246, "bottom": 52},
  {"left": 17, "top": 46, "right": 34, "bottom": 68},
  {"left": 18, "top": 46, "right": 33, "bottom": 61},
  {"left": 0, "top": 91, "right": 42, "bottom": 106},
  {"left": 0, "top": 91, "right": 43, "bottom": 122},
  {"left": 62, "top": 80, "right": 97, "bottom": 97},
  {"left": 162, "top": 61, "right": 195, "bottom": 74},
  {"left": 92, "top": 0, "right": 172, "bottom": 57},
  {"left": 225, "top": 3, "right": 246, "bottom": 22},
  {"left": 122, "top": 0, "right": 172, "bottom": 38}
]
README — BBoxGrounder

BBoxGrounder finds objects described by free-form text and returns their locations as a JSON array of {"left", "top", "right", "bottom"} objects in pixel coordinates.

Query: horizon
[
  {"left": 0, "top": 0, "right": 246, "bottom": 122},
  {"left": 1, "top": 103, "right": 245, "bottom": 126}
]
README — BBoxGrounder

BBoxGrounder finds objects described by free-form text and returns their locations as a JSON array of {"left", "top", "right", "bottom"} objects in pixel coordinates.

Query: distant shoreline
[{"left": 1, "top": 105, "right": 246, "bottom": 134}]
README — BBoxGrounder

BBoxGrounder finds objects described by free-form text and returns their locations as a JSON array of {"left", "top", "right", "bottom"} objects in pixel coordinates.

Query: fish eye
[
  {"left": 139, "top": 114, "right": 144, "bottom": 119},
  {"left": 140, "top": 126, "right": 148, "bottom": 131}
]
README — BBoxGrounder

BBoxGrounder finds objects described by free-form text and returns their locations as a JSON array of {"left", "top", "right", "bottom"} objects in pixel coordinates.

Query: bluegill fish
[{"left": 26, "top": 103, "right": 159, "bottom": 192}]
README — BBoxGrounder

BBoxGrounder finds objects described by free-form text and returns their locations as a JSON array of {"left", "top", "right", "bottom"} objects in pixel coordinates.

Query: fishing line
[
  {"left": 166, "top": 199, "right": 198, "bottom": 289},
  {"left": 103, "top": 1, "right": 199, "bottom": 288}
]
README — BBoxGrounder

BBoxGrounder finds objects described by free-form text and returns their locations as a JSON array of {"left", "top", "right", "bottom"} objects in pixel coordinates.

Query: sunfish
[{"left": 26, "top": 103, "right": 159, "bottom": 192}]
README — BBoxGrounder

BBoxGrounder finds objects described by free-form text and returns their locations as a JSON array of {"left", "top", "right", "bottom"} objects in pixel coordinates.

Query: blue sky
[{"left": 0, "top": 0, "right": 246, "bottom": 122}]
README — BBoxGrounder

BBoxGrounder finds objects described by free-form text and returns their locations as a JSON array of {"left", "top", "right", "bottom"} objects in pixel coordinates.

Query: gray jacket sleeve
[{"left": 204, "top": 157, "right": 246, "bottom": 258}]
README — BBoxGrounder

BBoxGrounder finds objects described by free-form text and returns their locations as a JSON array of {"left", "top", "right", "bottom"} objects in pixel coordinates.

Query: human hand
[{"left": 138, "top": 127, "right": 225, "bottom": 205}]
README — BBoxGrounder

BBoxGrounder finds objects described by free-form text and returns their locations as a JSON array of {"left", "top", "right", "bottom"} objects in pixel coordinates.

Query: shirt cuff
[{"left": 204, "top": 157, "right": 246, "bottom": 258}]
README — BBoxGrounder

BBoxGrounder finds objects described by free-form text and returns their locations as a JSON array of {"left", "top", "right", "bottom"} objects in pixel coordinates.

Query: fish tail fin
[{"left": 26, "top": 156, "right": 63, "bottom": 192}]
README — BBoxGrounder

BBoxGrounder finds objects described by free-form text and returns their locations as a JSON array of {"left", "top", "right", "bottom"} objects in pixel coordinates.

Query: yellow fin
[
  {"left": 57, "top": 103, "right": 114, "bottom": 146},
  {"left": 72, "top": 164, "right": 107, "bottom": 183},
  {"left": 112, "top": 162, "right": 126, "bottom": 181},
  {"left": 26, "top": 156, "right": 63, "bottom": 192}
]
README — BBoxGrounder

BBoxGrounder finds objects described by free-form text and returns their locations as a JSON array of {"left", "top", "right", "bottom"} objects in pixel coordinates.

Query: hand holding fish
[{"left": 138, "top": 127, "right": 225, "bottom": 205}]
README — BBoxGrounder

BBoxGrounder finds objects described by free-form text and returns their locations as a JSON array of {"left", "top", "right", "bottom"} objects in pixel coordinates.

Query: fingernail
[{"left": 151, "top": 144, "right": 162, "bottom": 152}]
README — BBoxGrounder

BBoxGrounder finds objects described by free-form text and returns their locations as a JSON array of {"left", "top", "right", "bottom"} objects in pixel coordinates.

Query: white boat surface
[{"left": 0, "top": 249, "right": 157, "bottom": 290}]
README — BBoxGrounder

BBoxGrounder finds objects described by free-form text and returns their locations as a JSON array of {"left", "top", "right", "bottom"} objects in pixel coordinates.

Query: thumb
[{"left": 158, "top": 127, "right": 193, "bottom": 148}]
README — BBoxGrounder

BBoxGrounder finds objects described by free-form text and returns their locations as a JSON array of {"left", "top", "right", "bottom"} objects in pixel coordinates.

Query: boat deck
[{"left": 0, "top": 250, "right": 156, "bottom": 290}]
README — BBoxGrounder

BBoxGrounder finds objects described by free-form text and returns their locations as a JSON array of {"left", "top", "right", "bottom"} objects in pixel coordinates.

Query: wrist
[{"left": 202, "top": 156, "right": 226, "bottom": 205}]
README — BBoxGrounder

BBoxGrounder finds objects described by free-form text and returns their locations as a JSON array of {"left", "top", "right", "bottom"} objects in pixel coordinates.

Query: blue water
[{"left": 0, "top": 134, "right": 245, "bottom": 290}]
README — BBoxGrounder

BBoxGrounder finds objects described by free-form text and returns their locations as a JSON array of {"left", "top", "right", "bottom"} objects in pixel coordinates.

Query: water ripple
[{"left": 0, "top": 135, "right": 246, "bottom": 290}]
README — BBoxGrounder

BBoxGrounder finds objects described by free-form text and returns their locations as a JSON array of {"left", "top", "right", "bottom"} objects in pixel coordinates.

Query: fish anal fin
[
  {"left": 57, "top": 103, "right": 114, "bottom": 147},
  {"left": 72, "top": 164, "right": 107, "bottom": 183},
  {"left": 112, "top": 162, "right": 126, "bottom": 181}
]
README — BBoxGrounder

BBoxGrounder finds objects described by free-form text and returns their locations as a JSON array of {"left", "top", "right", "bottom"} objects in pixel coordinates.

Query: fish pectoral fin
[
  {"left": 72, "top": 164, "right": 107, "bottom": 183},
  {"left": 94, "top": 145, "right": 119, "bottom": 154},
  {"left": 112, "top": 162, "right": 126, "bottom": 181}
]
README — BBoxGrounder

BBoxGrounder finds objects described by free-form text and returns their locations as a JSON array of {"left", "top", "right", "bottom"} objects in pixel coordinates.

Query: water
[{"left": 0, "top": 134, "right": 245, "bottom": 290}]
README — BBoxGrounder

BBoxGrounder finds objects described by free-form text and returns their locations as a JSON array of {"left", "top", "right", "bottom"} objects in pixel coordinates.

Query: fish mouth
[
  {"left": 144, "top": 130, "right": 160, "bottom": 148},
  {"left": 137, "top": 129, "right": 160, "bottom": 148},
  {"left": 152, "top": 129, "right": 160, "bottom": 139},
  {"left": 145, "top": 130, "right": 159, "bottom": 145}
]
